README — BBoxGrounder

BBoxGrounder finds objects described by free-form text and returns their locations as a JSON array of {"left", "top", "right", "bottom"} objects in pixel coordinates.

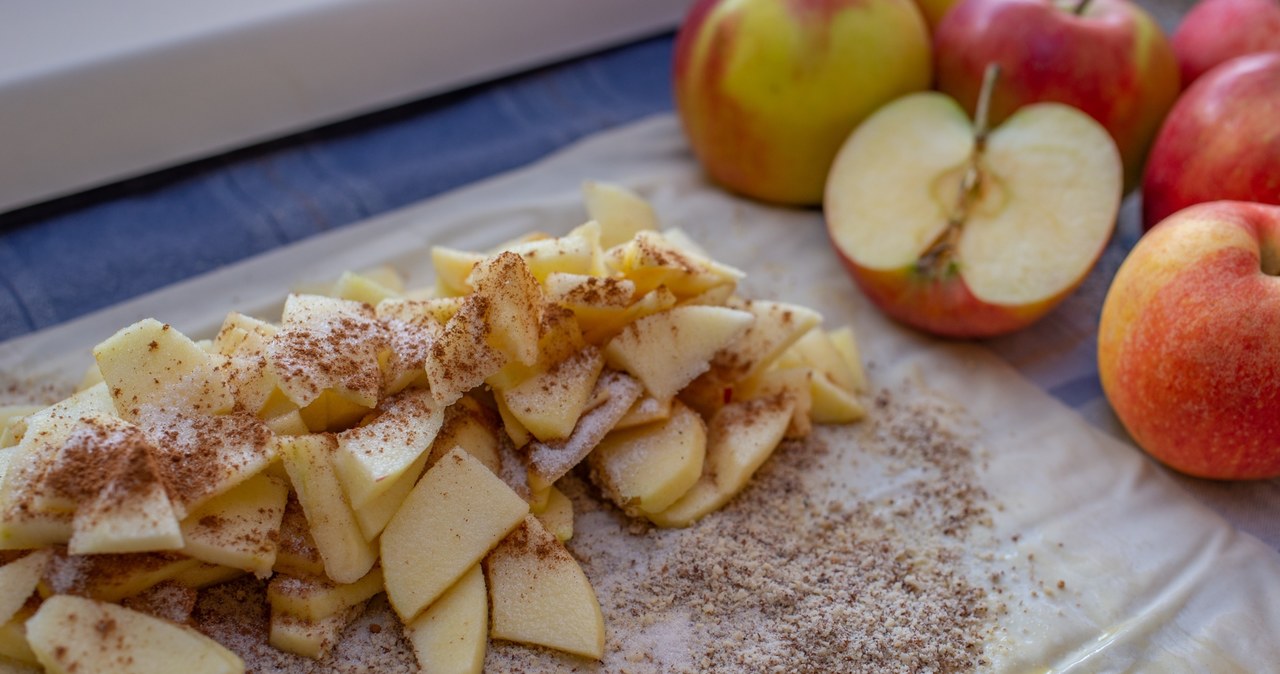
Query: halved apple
[{"left": 824, "top": 75, "right": 1122, "bottom": 338}]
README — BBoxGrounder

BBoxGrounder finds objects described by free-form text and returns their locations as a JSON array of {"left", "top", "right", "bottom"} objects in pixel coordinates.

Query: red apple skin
[
  {"left": 1098, "top": 201, "right": 1280, "bottom": 479},
  {"left": 934, "top": 0, "right": 1179, "bottom": 189},
  {"left": 1173, "top": 0, "right": 1280, "bottom": 85},
  {"left": 829, "top": 246, "right": 1081, "bottom": 339},
  {"left": 1141, "top": 53, "right": 1280, "bottom": 231}
]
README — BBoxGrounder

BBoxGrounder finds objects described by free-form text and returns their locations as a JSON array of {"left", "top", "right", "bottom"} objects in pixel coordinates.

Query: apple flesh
[
  {"left": 934, "top": 0, "right": 1179, "bottom": 189},
  {"left": 824, "top": 90, "right": 1122, "bottom": 338},
  {"left": 1099, "top": 201, "right": 1280, "bottom": 479},
  {"left": 1172, "top": 0, "right": 1280, "bottom": 85},
  {"left": 1141, "top": 52, "right": 1280, "bottom": 231},
  {"left": 673, "top": 0, "right": 932, "bottom": 205}
]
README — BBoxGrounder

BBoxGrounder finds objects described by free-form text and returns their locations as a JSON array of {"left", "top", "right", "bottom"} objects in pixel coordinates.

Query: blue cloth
[{"left": 0, "top": 35, "right": 676, "bottom": 342}]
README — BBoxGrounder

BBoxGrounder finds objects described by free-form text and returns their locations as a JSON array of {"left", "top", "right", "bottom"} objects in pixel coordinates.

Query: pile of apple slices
[{"left": 0, "top": 182, "right": 867, "bottom": 673}]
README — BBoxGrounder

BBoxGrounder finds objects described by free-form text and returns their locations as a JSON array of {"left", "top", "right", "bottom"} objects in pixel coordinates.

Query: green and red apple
[
  {"left": 1098, "top": 201, "right": 1280, "bottom": 479},
  {"left": 1142, "top": 52, "right": 1280, "bottom": 231},
  {"left": 673, "top": 0, "right": 932, "bottom": 206},
  {"left": 933, "top": 0, "right": 1179, "bottom": 189},
  {"left": 824, "top": 67, "right": 1123, "bottom": 338},
  {"left": 1172, "top": 0, "right": 1280, "bottom": 85}
]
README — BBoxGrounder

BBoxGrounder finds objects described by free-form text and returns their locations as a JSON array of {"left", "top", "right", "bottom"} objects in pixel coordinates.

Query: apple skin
[
  {"left": 913, "top": 0, "right": 963, "bottom": 29},
  {"left": 673, "top": 0, "right": 932, "bottom": 206},
  {"left": 833, "top": 262, "right": 1067, "bottom": 338},
  {"left": 933, "top": 0, "right": 1179, "bottom": 189},
  {"left": 1172, "top": 0, "right": 1280, "bottom": 85},
  {"left": 1141, "top": 53, "right": 1280, "bottom": 231},
  {"left": 1098, "top": 201, "right": 1280, "bottom": 480}
]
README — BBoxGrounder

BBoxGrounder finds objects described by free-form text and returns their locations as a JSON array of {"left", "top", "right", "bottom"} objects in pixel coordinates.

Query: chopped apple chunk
[
  {"left": 486, "top": 516, "right": 604, "bottom": 660},
  {"left": 496, "top": 346, "right": 604, "bottom": 442},
  {"left": 649, "top": 396, "right": 795, "bottom": 528},
  {"left": 468, "top": 251, "right": 544, "bottom": 367},
  {"left": 406, "top": 563, "right": 487, "bottom": 674},
  {"left": 582, "top": 180, "right": 659, "bottom": 248},
  {"left": 39, "top": 550, "right": 200, "bottom": 603},
  {"left": 267, "top": 567, "right": 383, "bottom": 622},
  {"left": 94, "top": 318, "right": 234, "bottom": 420},
  {"left": 334, "top": 389, "right": 443, "bottom": 509},
  {"left": 603, "top": 305, "right": 754, "bottom": 401},
  {"left": 27, "top": 595, "right": 244, "bottom": 674},
  {"left": 270, "top": 601, "right": 367, "bottom": 660},
  {"left": 268, "top": 295, "right": 388, "bottom": 409},
  {"left": 381, "top": 447, "right": 528, "bottom": 621},
  {"left": 534, "top": 487, "right": 574, "bottom": 543},
  {"left": 279, "top": 434, "right": 377, "bottom": 584},
  {"left": 527, "top": 371, "right": 643, "bottom": 483},
  {"left": 0, "top": 551, "right": 49, "bottom": 624},
  {"left": 180, "top": 472, "right": 288, "bottom": 577},
  {"left": 590, "top": 400, "right": 707, "bottom": 516}
]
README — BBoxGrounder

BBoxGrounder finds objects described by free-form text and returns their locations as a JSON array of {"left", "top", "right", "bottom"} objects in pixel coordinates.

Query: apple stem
[
  {"left": 1072, "top": 0, "right": 1093, "bottom": 15},
  {"left": 973, "top": 63, "right": 1001, "bottom": 149}
]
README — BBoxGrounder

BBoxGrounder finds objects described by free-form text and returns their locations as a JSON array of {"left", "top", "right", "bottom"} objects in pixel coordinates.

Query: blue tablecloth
[{"left": 0, "top": 35, "right": 675, "bottom": 342}]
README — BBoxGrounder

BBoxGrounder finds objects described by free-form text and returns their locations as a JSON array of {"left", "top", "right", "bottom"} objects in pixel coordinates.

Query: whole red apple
[
  {"left": 1173, "top": 0, "right": 1280, "bottom": 85},
  {"left": 934, "top": 0, "right": 1179, "bottom": 189},
  {"left": 1142, "top": 53, "right": 1280, "bottom": 231},
  {"left": 1098, "top": 201, "right": 1280, "bottom": 479},
  {"left": 673, "top": 0, "right": 932, "bottom": 206}
]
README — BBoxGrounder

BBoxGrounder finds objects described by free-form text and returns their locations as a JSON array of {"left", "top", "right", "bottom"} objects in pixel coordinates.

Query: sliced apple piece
[
  {"left": 705, "top": 299, "right": 823, "bottom": 385},
  {"left": 171, "top": 563, "right": 245, "bottom": 589},
  {"left": 581, "top": 285, "right": 678, "bottom": 345},
  {"left": 431, "top": 246, "right": 486, "bottom": 297},
  {"left": 496, "top": 346, "right": 604, "bottom": 442},
  {"left": 267, "top": 567, "right": 383, "bottom": 622},
  {"left": 39, "top": 550, "right": 200, "bottom": 603},
  {"left": 27, "top": 595, "right": 244, "bottom": 674},
  {"left": 467, "top": 251, "right": 544, "bottom": 367},
  {"left": 332, "top": 270, "right": 400, "bottom": 305},
  {"left": 352, "top": 448, "right": 430, "bottom": 541},
  {"left": 589, "top": 400, "right": 706, "bottom": 516},
  {"left": 406, "top": 564, "right": 487, "bottom": 674},
  {"left": 603, "top": 305, "right": 754, "bottom": 401},
  {"left": 827, "top": 327, "right": 869, "bottom": 393},
  {"left": 425, "top": 399, "right": 502, "bottom": 473},
  {"left": 269, "top": 601, "right": 366, "bottom": 660},
  {"left": 527, "top": 371, "right": 643, "bottom": 483},
  {"left": 137, "top": 409, "right": 276, "bottom": 518},
  {"left": 333, "top": 389, "right": 443, "bottom": 509},
  {"left": 0, "top": 606, "right": 38, "bottom": 667},
  {"left": 381, "top": 447, "right": 528, "bottom": 621},
  {"left": 68, "top": 420, "right": 183, "bottom": 555},
  {"left": 824, "top": 88, "right": 1122, "bottom": 338},
  {"left": 582, "top": 180, "right": 659, "bottom": 248},
  {"left": 375, "top": 299, "right": 444, "bottom": 395},
  {"left": 278, "top": 434, "right": 377, "bottom": 584},
  {"left": 613, "top": 394, "right": 672, "bottom": 431},
  {"left": 534, "top": 486, "right": 574, "bottom": 543},
  {"left": 734, "top": 367, "right": 814, "bottom": 439},
  {"left": 424, "top": 293, "right": 508, "bottom": 406},
  {"left": 649, "top": 396, "right": 794, "bottom": 528},
  {"left": 0, "top": 551, "right": 49, "bottom": 624},
  {"left": 180, "top": 472, "right": 288, "bottom": 577},
  {"left": 615, "top": 230, "right": 745, "bottom": 299},
  {"left": 267, "top": 294, "right": 388, "bottom": 409},
  {"left": 93, "top": 318, "right": 234, "bottom": 420},
  {"left": 789, "top": 327, "right": 863, "bottom": 395},
  {"left": 274, "top": 494, "right": 325, "bottom": 578},
  {"left": 486, "top": 515, "right": 604, "bottom": 660},
  {"left": 499, "top": 224, "right": 601, "bottom": 282},
  {"left": 809, "top": 371, "right": 866, "bottom": 424}
]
